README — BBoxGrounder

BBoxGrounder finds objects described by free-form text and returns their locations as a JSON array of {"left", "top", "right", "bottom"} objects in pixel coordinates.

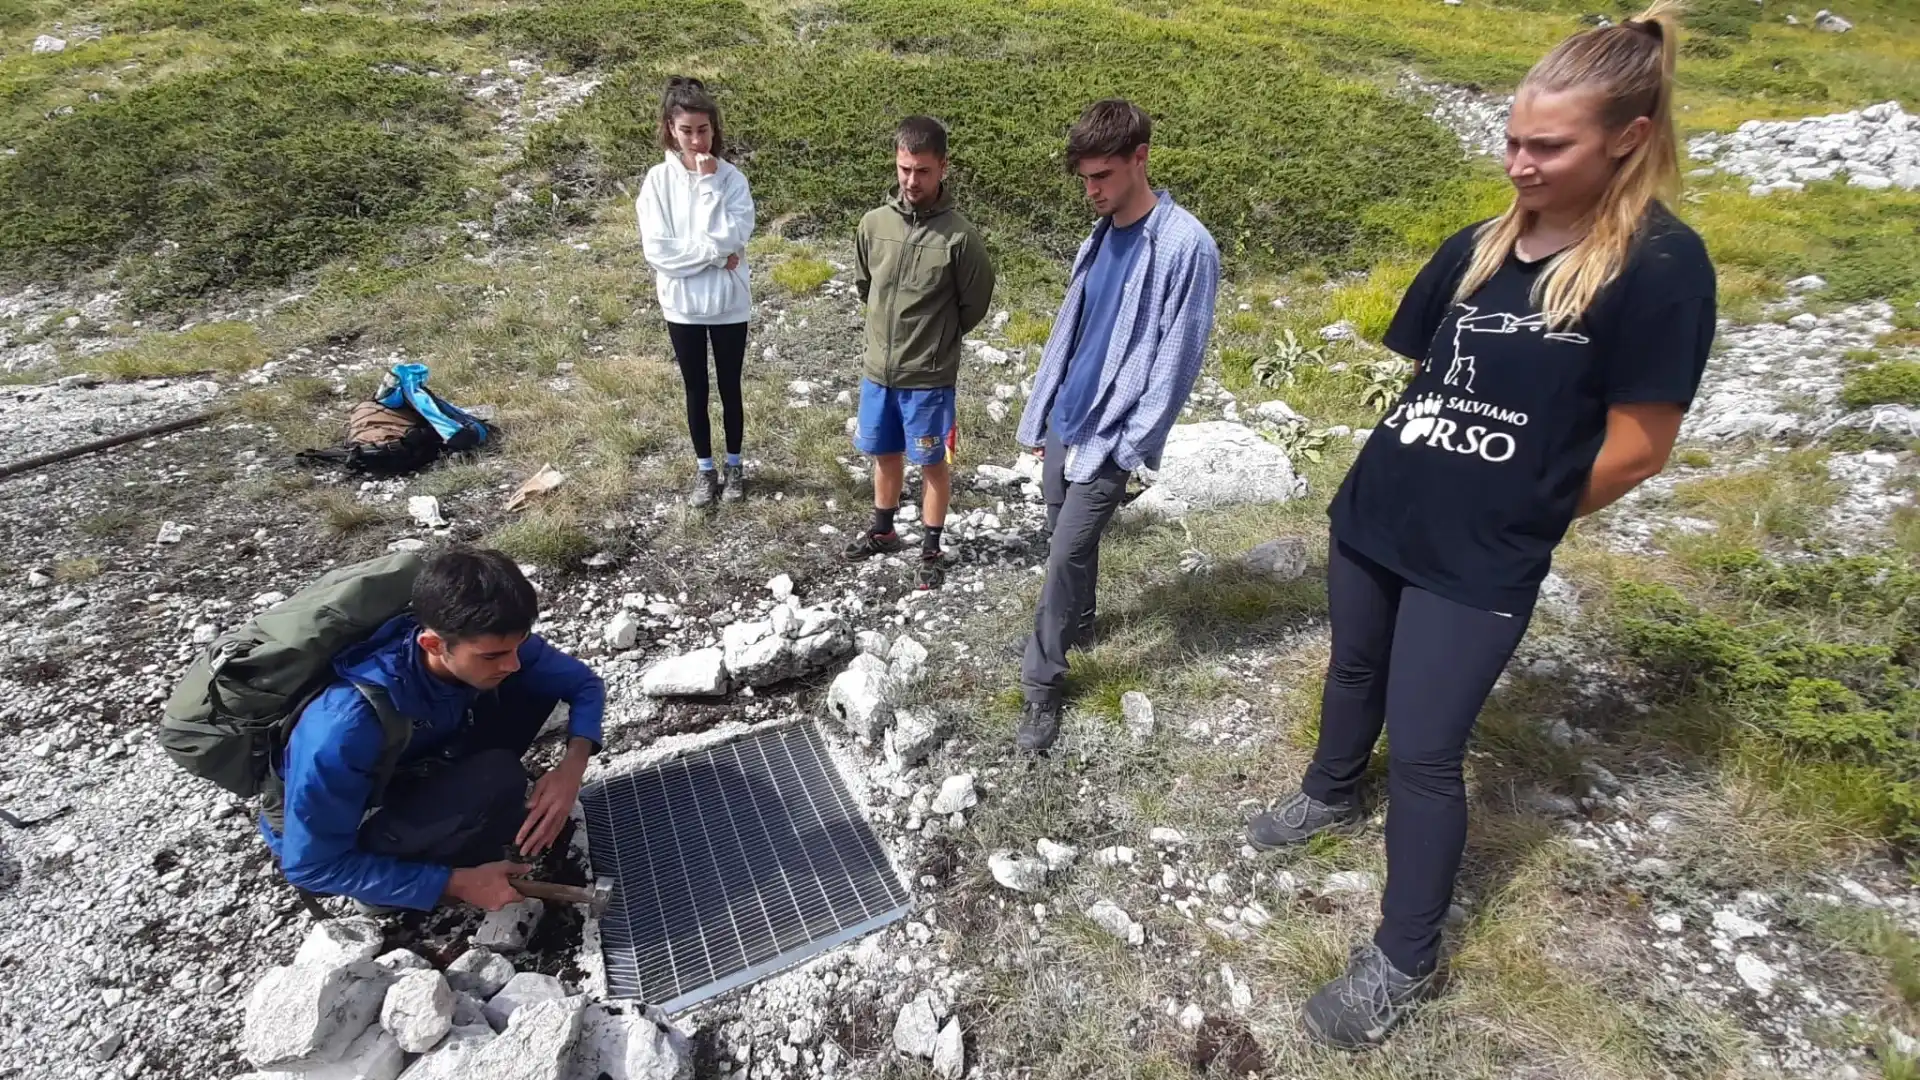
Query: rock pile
[
  {"left": 1684, "top": 300, "right": 1906, "bottom": 442},
  {"left": 638, "top": 599, "right": 850, "bottom": 698},
  {"left": 1688, "top": 101, "right": 1920, "bottom": 194},
  {"left": 892, "top": 989, "right": 965, "bottom": 1079},
  {"left": 233, "top": 919, "right": 692, "bottom": 1080},
  {"left": 1398, "top": 71, "right": 1509, "bottom": 159},
  {"left": 822, "top": 631, "right": 950, "bottom": 770}
]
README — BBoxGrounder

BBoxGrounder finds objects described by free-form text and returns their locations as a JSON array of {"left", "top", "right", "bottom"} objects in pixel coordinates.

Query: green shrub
[
  {"left": 1686, "top": 0, "right": 1763, "bottom": 40},
  {"left": 98, "top": 0, "right": 439, "bottom": 53},
  {"left": 1695, "top": 54, "right": 1830, "bottom": 102},
  {"left": 525, "top": 0, "right": 1464, "bottom": 274},
  {"left": 1842, "top": 360, "right": 1920, "bottom": 409},
  {"left": 107, "top": 0, "right": 284, "bottom": 32},
  {"left": 1358, "top": 175, "right": 1511, "bottom": 261},
  {"left": 471, "top": 0, "right": 758, "bottom": 71},
  {"left": 1608, "top": 571, "right": 1920, "bottom": 846},
  {"left": 0, "top": 61, "right": 472, "bottom": 307}
]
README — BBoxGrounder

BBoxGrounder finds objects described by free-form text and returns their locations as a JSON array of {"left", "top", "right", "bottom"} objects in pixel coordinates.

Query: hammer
[{"left": 509, "top": 875, "right": 614, "bottom": 917}]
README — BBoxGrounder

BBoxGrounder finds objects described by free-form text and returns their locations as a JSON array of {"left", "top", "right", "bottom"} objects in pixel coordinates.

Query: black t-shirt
[{"left": 1329, "top": 203, "right": 1717, "bottom": 614}]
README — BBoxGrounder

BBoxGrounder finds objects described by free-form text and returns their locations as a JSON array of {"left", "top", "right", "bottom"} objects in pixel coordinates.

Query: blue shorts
[{"left": 853, "top": 379, "right": 956, "bottom": 466}]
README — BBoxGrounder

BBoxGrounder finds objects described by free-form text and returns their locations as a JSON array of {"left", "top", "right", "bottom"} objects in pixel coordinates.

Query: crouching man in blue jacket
[{"left": 260, "top": 548, "right": 605, "bottom": 913}]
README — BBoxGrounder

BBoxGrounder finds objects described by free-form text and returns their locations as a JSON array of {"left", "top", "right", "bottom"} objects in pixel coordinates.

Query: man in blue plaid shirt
[{"left": 1012, "top": 98, "right": 1222, "bottom": 751}]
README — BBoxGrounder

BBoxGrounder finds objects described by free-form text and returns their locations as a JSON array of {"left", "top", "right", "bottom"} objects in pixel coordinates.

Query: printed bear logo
[{"left": 1398, "top": 393, "right": 1445, "bottom": 445}]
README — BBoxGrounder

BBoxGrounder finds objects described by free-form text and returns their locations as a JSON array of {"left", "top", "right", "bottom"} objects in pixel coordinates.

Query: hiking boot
[
  {"left": 1245, "top": 789, "right": 1365, "bottom": 850},
  {"left": 916, "top": 551, "right": 948, "bottom": 590},
  {"left": 721, "top": 463, "right": 746, "bottom": 504},
  {"left": 352, "top": 899, "right": 400, "bottom": 917},
  {"left": 842, "top": 530, "right": 904, "bottom": 560},
  {"left": 689, "top": 470, "right": 720, "bottom": 509},
  {"left": 1016, "top": 699, "right": 1063, "bottom": 752},
  {"left": 1302, "top": 942, "right": 1435, "bottom": 1050}
]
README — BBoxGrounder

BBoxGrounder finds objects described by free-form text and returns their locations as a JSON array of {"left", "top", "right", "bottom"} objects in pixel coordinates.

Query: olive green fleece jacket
[{"left": 853, "top": 187, "right": 997, "bottom": 390}]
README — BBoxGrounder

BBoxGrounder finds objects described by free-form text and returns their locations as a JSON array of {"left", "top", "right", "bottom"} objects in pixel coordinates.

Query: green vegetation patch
[
  {"left": 0, "top": 59, "right": 474, "bottom": 307},
  {"left": 769, "top": 256, "right": 834, "bottom": 295},
  {"left": 1688, "top": 180, "right": 1920, "bottom": 310},
  {"left": 77, "top": 320, "right": 267, "bottom": 380},
  {"left": 469, "top": 0, "right": 758, "bottom": 71},
  {"left": 1606, "top": 549, "right": 1920, "bottom": 847},
  {"left": 526, "top": 0, "right": 1465, "bottom": 278},
  {"left": 1843, "top": 358, "right": 1920, "bottom": 410}
]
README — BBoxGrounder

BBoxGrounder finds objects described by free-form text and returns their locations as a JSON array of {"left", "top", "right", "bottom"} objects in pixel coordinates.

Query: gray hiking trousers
[{"left": 1020, "top": 428, "right": 1129, "bottom": 704}]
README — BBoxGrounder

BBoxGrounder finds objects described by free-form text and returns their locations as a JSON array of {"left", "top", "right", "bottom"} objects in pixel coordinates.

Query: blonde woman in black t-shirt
[{"left": 1245, "top": 1, "right": 1715, "bottom": 1049}]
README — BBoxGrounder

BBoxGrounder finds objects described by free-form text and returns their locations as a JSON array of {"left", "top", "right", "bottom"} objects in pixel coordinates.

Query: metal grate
[{"left": 580, "top": 721, "right": 910, "bottom": 1014}]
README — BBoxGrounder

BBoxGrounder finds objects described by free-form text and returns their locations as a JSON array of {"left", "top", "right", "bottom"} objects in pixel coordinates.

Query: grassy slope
[{"left": 5, "top": 0, "right": 1920, "bottom": 1075}]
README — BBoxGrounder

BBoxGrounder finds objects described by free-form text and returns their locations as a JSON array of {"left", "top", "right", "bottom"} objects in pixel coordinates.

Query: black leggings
[
  {"left": 1302, "top": 537, "right": 1534, "bottom": 977},
  {"left": 667, "top": 321, "right": 747, "bottom": 460}
]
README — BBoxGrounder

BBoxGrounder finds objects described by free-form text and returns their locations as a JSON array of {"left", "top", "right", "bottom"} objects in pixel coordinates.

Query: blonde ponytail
[{"left": 1454, "top": 1, "right": 1683, "bottom": 328}]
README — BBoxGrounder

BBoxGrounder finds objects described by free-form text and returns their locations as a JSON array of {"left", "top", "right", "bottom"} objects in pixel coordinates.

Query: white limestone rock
[
  {"left": 1120, "top": 691, "right": 1156, "bottom": 739},
  {"left": 564, "top": 1001, "right": 695, "bottom": 1080},
  {"left": 826, "top": 652, "right": 895, "bottom": 739},
  {"left": 444, "top": 947, "right": 515, "bottom": 999},
  {"left": 892, "top": 991, "right": 941, "bottom": 1059},
  {"left": 930, "top": 773, "right": 977, "bottom": 815},
  {"left": 1129, "top": 422, "right": 1306, "bottom": 519},
  {"left": 294, "top": 917, "right": 385, "bottom": 971},
  {"left": 1086, "top": 900, "right": 1145, "bottom": 947},
  {"left": 481, "top": 972, "right": 568, "bottom": 1032},
  {"left": 640, "top": 648, "right": 729, "bottom": 697},
  {"left": 474, "top": 898, "right": 545, "bottom": 953},
  {"left": 243, "top": 961, "right": 393, "bottom": 1069},
  {"left": 381, "top": 970, "right": 454, "bottom": 1054}
]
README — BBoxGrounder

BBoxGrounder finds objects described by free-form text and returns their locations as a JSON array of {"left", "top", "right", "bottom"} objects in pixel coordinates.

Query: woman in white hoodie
[{"left": 637, "top": 77, "right": 756, "bottom": 507}]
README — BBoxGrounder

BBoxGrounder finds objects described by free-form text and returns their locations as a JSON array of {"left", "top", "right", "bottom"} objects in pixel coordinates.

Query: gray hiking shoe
[
  {"left": 1302, "top": 942, "right": 1435, "bottom": 1050},
  {"left": 1015, "top": 699, "right": 1063, "bottom": 752},
  {"left": 689, "top": 470, "right": 720, "bottom": 508},
  {"left": 1245, "top": 789, "right": 1364, "bottom": 849},
  {"left": 352, "top": 899, "right": 400, "bottom": 917},
  {"left": 721, "top": 463, "right": 746, "bottom": 504}
]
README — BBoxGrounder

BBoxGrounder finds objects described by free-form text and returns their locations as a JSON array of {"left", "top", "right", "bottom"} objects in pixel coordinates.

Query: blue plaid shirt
[{"left": 1017, "top": 191, "right": 1221, "bottom": 483}]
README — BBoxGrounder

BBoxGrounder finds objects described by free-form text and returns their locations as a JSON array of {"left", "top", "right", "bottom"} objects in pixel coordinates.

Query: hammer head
[
  {"left": 585, "top": 877, "right": 614, "bottom": 917},
  {"left": 508, "top": 874, "right": 615, "bottom": 917}
]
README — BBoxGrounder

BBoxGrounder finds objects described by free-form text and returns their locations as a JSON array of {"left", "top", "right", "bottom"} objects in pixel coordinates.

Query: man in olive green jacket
[{"left": 844, "top": 115, "right": 997, "bottom": 590}]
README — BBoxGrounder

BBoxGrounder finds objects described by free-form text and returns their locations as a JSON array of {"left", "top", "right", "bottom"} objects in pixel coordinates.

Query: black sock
[
  {"left": 922, "top": 525, "right": 944, "bottom": 556},
  {"left": 870, "top": 506, "right": 897, "bottom": 536}
]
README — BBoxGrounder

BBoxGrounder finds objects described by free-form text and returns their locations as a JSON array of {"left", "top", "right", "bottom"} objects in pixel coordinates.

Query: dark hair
[
  {"left": 412, "top": 547, "right": 539, "bottom": 644},
  {"left": 658, "top": 76, "right": 725, "bottom": 155},
  {"left": 1065, "top": 98, "right": 1152, "bottom": 171},
  {"left": 894, "top": 115, "right": 948, "bottom": 158}
]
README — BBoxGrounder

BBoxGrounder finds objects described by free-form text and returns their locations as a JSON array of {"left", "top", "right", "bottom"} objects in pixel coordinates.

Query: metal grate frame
[{"left": 581, "top": 721, "right": 910, "bottom": 1013}]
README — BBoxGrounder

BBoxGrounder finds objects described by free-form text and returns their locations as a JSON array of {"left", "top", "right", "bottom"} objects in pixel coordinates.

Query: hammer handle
[{"left": 509, "top": 877, "right": 598, "bottom": 906}]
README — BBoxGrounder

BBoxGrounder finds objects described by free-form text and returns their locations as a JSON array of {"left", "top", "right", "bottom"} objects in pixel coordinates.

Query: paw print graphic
[{"left": 1398, "top": 393, "right": 1445, "bottom": 445}]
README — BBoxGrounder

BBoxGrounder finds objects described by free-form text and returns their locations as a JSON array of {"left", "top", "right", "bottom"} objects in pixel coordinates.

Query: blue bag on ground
[
  {"left": 377, "top": 363, "right": 489, "bottom": 452},
  {"left": 296, "top": 363, "right": 490, "bottom": 474}
]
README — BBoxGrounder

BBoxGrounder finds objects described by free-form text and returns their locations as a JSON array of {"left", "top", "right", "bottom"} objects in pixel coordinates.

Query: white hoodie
[{"left": 637, "top": 152, "right": 755, "bottom": 325}]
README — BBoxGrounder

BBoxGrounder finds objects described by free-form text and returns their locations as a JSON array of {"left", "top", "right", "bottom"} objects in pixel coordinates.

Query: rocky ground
[
  {"left": 1, "top": 72, "right": 1918, "bottom": 1080},
  {"left": 1688, "top": 100, "right": 1920, "bottom": 196}
]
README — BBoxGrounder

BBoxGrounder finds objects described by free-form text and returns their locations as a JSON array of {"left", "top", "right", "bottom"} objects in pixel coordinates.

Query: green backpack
[{"left": 160, "top": 551, "right": 423, "bottom": 830}]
